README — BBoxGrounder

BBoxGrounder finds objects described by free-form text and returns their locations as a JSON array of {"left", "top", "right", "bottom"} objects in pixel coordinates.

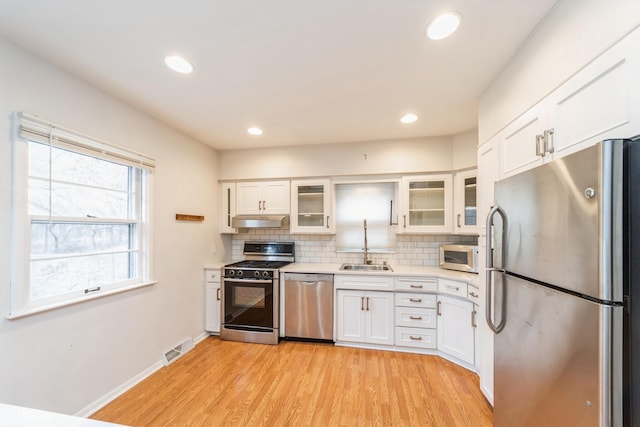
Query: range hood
[{"left": 231, "top": 215, "right": 290, "bottom": 228}]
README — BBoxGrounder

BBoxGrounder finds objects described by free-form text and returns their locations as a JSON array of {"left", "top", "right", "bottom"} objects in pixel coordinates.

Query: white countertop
[
  {"left": 280, "top": 263, "right": 479, "bottom": 286},
  {"left": 0, "top": 403, "right": 126, "bottom": 427}
]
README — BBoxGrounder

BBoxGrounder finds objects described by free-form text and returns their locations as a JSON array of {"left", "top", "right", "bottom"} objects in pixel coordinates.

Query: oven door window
[{"left": 224, "top": 280, "right": 273, "bottom": 328}]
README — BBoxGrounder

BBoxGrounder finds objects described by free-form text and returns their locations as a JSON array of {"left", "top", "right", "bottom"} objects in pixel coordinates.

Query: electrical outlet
[{"left": 210, "top": 244, "right": 217, "bottom": 254}]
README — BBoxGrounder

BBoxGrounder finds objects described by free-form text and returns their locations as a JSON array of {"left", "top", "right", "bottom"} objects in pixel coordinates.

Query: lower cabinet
[
  {"left": 437, "top": 294, "right": 476, "bottom": 365},
  {"left": 394, "top": 292, "right": 437, "bottom": 349},
  {"left": 204, "top": 268, "right": 221, "bottom": 334},
  {"left": 336, "top": 290, "right": 394, "bottom": 345}
]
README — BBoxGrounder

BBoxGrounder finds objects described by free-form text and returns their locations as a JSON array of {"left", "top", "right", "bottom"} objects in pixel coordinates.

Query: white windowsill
[{"left": 5, "top": 281, "right": 157, "bottom": 320}]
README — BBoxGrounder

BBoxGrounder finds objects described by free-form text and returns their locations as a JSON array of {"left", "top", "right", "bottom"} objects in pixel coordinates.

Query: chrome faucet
[{"left": 363, "top": 219, "right": 371, "bottom": 264}]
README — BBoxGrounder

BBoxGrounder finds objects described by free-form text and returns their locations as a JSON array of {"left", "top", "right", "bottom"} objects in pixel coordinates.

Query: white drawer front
[
  {"left": 438, "top": 278, "right": 467, "bottom": 298},
  {"left": 395, "top": 327, "right": 437, "bottom": 349},
  {"left": 395, "top": 277, "right": 437, "bottom": 292},
  {"left": 467, "top": 285, "right": 480, "bottom": 304},
  {"left": 395, "top": 307, "right": 437, "bottom": 329},
  {"left": 334, "top": 275, "right": 394, "bottom": 291},
  {"left": 205, "top": 269, "right": 221, "bottom": 282},
  {"left": 394, "top": 292, "right": 436, "bottom": 309}
]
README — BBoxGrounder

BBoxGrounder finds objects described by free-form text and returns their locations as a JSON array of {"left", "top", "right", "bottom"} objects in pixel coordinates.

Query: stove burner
[{"left": 226, "top": 260, "right": 291, "bottom": 269}]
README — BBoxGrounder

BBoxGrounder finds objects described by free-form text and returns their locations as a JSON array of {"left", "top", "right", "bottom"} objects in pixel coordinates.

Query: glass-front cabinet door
[
  {"left": 400, "top": 174, "right": 452, "bottom": 233},
  {"left": 290, "top": 179, "right": 334, "bottom": 234},
  {"left": 454, "top": 169, "right": 479, "bottom": 235}
]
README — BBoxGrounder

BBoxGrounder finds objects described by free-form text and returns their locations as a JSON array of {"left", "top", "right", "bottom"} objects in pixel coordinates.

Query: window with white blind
[
  {"left": 335, "top": 182, "right": 397, "bottom": 252},
  {"left": 9, "top": 112, "right": 155, "bottom": 318}
]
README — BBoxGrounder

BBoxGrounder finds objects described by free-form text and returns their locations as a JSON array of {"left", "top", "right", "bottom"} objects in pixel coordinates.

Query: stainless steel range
[{"left": 221, "top": 241, "right": 294, "bottom": 345}]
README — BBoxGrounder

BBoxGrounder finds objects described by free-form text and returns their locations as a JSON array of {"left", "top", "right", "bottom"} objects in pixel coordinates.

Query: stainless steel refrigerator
[{"left": 486, "top": 139, "right": 639, "bottom": 426}]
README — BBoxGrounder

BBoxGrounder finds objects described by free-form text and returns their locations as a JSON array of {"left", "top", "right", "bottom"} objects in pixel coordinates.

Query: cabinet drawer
[
  {"left": 395, "top": 327, "right": 437, "bottom": 349},
  {"left": 394, "top": 292, "right": 436, "bottom": 309},
  {"left": 438, "top": 279, "right": 467, "bottom": 298},
  {"left": 334, "top": 275, "right": 394, "bottom": 291},
  {"left": 467, "top": 285, "right": 480, "bottom": 304},
  {"left": 395, "top": 277, "right": 437, "bottom": 292},
  {"left": 204, "top": 269, "right": 221, "bottom": 282},
  {"left": 395, "top": 307, "right": 436, "bottom": 329}
]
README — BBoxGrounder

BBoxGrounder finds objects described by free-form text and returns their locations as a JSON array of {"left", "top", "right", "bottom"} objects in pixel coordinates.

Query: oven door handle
[{"left": 224, "top": 278, "right": 273, "bottom": 284}]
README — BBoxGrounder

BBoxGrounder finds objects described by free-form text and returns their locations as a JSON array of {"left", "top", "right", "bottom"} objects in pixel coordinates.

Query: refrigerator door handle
[{"left": 486, "top": 205, "right": 507, "bottom": 334}]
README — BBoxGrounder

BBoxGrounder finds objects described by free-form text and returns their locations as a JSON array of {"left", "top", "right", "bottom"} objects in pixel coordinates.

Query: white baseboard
[
  {"left": 76, "top": 332, "right": 210, "bottom": 418},
  {"left": 75, "top": 360, "right": 164, "bottom": 418}
]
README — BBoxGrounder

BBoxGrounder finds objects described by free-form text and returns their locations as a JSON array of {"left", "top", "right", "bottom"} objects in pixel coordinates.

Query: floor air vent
[{"left": 161, "top": 338, "right": 194, "bottom": 366}]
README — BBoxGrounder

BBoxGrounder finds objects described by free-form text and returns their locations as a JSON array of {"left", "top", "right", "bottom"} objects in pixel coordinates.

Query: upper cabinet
[
  {"left": 236, "top": 181, "right": 290, "bottom": 215},
  {"left": 290, "top": 179, "right": 334, "bottom": 234},
  {"left": 399, "top": 174, "right": 452, "bottom": 234},
  {"left": 500, "top": 26, "right": 640, "bottom": 178},
  {"left": 453, "top": 169, "right": 478, "bottom": 235},
  {"left": 220, "top": 182, "right": 237, "bottom": 234}
]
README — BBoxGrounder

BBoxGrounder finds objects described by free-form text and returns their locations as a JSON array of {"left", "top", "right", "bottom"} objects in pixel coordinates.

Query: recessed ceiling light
[
  {"left": 426, "top": 12, "right": 461, "bottom": 40},
  {"left": 400, "top": 113, "right": 418, "bottom": 124},
  {"left": 164, "top": 55, "right": 193, "bottom": 74},
  {"left": 247, "top": 127, "right": 263, "bottom": 136}
]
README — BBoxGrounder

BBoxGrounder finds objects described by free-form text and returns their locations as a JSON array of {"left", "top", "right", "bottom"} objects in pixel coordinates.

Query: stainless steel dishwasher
[{"left": 284, "top": 273, "right": 334, "bottom": 342}]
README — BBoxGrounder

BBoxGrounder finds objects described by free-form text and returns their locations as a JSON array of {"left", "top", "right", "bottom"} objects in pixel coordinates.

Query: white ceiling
[{"left": 0, "top": 1, "right": 557, "bottom": 150}]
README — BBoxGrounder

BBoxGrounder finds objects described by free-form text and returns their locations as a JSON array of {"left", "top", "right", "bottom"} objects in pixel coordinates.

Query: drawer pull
[
  {"left": 409, "top": 316, "right": 423, "bottom": 320},
  {"left": 469, "top": 291, "right": 479, "bottom": 298},
  {"left": 410, "top": 284, "right": 423, "bottom": 289},
  {"left": 409, "top": 298, "right": 422, "bottom": 303},
  {"left": 447, "top": 285, "right": 460, "bottom": 291},
  {"left": 437, "top": 300, "right": 442, "bottom": 316},
  {"left": 216, "top": 288, "right": 221, "bottom": 301},
  {"left": 409, "top": 336, "right": 423, "bottom": 341}
]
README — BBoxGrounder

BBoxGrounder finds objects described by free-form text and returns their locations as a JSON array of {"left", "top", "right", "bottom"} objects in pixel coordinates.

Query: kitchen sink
[{"left": 339, "top": 263, "right": 393, "bottom": 272}]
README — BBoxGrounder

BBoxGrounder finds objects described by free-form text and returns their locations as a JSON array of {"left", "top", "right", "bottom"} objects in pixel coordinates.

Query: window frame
[{"left": 8, "top": 112, "right": 155, "bottom": 319}]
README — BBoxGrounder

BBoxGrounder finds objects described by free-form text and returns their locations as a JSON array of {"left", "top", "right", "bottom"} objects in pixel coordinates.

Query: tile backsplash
[{"left": 230, "top": 230, "right": 477, "bottom": 266}]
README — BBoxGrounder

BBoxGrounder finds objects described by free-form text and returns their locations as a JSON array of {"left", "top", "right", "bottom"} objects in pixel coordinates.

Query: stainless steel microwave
[{"left": 439, "top": 244, "right": 479, "bottom": 273}]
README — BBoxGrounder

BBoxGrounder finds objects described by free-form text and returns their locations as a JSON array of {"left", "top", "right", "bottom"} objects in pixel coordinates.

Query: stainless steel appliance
[
  {"left": 486, "top": 139, "right": 639, "bottom": 426},
  {"left": 439, "top": 243, "right": 479, "bottom": 273},
  {"left": 284, "top": 273, "right": 334, "bottom": 342},
  {"left": 221, "top": 241, "right": 294, "bottom": 345}
]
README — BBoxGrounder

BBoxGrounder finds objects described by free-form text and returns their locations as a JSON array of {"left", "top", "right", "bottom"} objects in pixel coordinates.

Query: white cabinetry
[
  {"left": 399, "top": 174, "right": 452, "bottom": 233},
  {"left": 290, "top": 179, "right": 334, "bottom": 234},
  {"left": 436, "top": 279, "right": 476, "bottom": 366},
  {"left": 204, "top": 268, "right": 221, "bottom": 334},
  {"left": 236, "top": 181, "right": 290, "bottom": 215},
  {"left": 336, "top": 290, "right": 394, "bottom": 345},
  {"left": 453, "top": 169, "right": 478, "bottom": 235},
  {"left": 394, "top": 292, "right": 437, "bottom": 349},
  {"left": 220, "top": 182, "right": 236, "bottom": 234},
  {"left": 500, "top": 26, "right": 640, "bottom": 178}
]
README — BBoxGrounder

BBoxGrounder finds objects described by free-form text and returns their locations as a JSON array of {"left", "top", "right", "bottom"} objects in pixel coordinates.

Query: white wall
[
  {"left": 479, "top": 0, "right": 640, "bottom": 143},
  {"left": 0, "top": 37, "right": 224, "bottom": 415},
  {"left": 218, "top": 133, "right": 477, "bottom": 181},
  {"left": 452, "top": 128, "right": 478, "bottom": 169}
]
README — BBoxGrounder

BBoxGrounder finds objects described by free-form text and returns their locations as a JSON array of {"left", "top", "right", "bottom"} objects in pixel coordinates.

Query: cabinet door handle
[
  {"left": 409, "top": 315, "right": 423, "bottom": 320},
  {"left": 535, "top": 134, "right": 545, "bottom": 157},
  {"left": 409, "top": 298, "right": 422, "bottom": 303},
  {"left": 544, "top": 128, "right": 555, "bottom": 154},
  {"left": 457, "top": 213, "right": 461, "bottom": 228},
  {"left": 410, "top": 284, "right": 423, "bottom": 289},
  {"left": 326, "top": 215, "right": 330, "bottom": 228},
  {"left": 262, "top": 200, "right": 266, "bottom": 211},
  {"left": 472, "top": 310, "right": 477, "bottom": 328},
  {"left": 409, "top": 336, "right": 423, "bottom": 341},
  {"left": 258, "top": 200, "right": 262, "bottom": 211},
  {"left": 403, "top": 215, "right": 407, "bottom": 229},
  {"left": 447, "top": 285, "right": 460, "bottom": 291},
  {"left": 216, "top": 288, "right": 221, "bottom": 301},
  {"left": 361, "top": 296, "right": 364, "bottom": 311},
  {"left": 469, "top": 291, "right": 479, "bottom": 298},
  {"left": 437, "top": 300, "right": 442, "bottom": 316},
  {"left": 366, "top": 297, "right": 370, "bottom": 311}
]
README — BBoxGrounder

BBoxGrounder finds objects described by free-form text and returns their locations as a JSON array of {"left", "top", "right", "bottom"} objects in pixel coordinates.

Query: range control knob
[
  {"left": 253, "top": 271, "right": 261, "bottom": 278},
  {"left": 262, "top": 271, "right": 270, "bottom": 278},
  {"left": 237, "top": 270, "right": 243, "bottom": 277},
  {"left": 227, "top": 270, "right": 234, "bottom": 276}
]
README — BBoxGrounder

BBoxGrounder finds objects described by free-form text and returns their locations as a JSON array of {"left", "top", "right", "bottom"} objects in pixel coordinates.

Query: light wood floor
[{"left": 91, "top": 337, "right": 493, "bottom": 426}]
